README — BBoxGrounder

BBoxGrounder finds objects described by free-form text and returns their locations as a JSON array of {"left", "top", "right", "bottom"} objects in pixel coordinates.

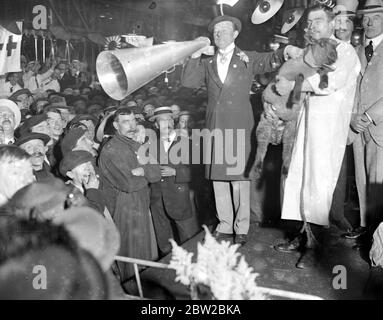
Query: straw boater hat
[
  {"left": 149, "top": 106, "right": 175, "bottom": 122},
  {"left": 358, "top": 0, "right": 383, "bottom": 15},
  {"left": 281, "top": 8, "right": 305, "bottom": 34},
  {"left": 333, "top": 0, "right": 359, "bottom": 17}
]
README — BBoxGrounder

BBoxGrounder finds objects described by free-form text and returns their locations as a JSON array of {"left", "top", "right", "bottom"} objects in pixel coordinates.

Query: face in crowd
[
  {"left": 52, "top": 68, "right": 61, "bottom": 80},
  {"left": 170, "top": 104, "right": 180, "bottom": 118},
  {"left": 0, "top": 106, "right": 15, "bottom": 136},
  {"left": 16, "top": 94, "right": 32, "bottom": 110},
  {"left": 143, "top": 104, "right": 155, "bottom": 118},
  {"left": 87, "top": 105, "right": 104, "bottom": 119},
  {"left": 178, "top": 114, "right": 191, "bottom": 130},
  {"left": 67, "top": 161, "right": 95, "bottom": 187},
  {"left": 0, "top": 156, "right": 34, "bottom": 201},
  {"left": 213, "top": 21, "right": 239, "bottom": 51},
  {"left": 363, "top": 12, "right": 383, "bottom": 39},
  {"left": 46, "top": 111, "right": 64, "bottom": 139},
  {"left": 335, "top": 16, "right": 354, "bottom": 42},
  {"left": 19, "top": 139, "right": 48, "bottom": 170},
  {"left": 8, "top": 73, "right": 18, "bottom": 86},
  {"left": 306, "top": 8, "right": 334, "bottom": 40},
  {"left": 58, "top": 63, "right": 67, "bottom": 76},
  {"left": 155, "top": 114, "right": 174, "bottom": 137},
  {"left": 113, "top": 112, "right": 137, "bottom": 139}
]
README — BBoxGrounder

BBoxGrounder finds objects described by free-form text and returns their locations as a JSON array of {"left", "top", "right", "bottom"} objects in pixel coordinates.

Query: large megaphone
[{"left": 96, "top": 38, "right": 210, "bottom": 100}]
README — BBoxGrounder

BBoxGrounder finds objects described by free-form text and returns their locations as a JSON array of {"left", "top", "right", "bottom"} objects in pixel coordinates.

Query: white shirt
[
  {"left": 217, "top": 42, "right": 235, "bottom": 83},
  {"left": 24, "top": 69, "right": 54, "bottom": 94},
  {"left": 365, "top": 33, "right": 383, "bottom": 50},
  {"left": 40, "top": 78, "right": 60, "bottom": 93}
]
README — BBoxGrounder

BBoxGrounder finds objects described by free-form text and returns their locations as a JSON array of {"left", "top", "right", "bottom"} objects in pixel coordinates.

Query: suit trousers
[
  {"left": 151, "top": 196, "right": 199, "bottom": 256},
  {"left": 213, "top": 180, "right": 250, "bottom": 235},
  {"left": 353, "top": 132, "right": 383, "bottom": 228}
]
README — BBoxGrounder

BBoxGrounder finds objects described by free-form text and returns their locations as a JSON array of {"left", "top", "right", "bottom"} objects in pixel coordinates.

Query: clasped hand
[{"left": 350, "top": 114, "right": 372, "bottom": 133}]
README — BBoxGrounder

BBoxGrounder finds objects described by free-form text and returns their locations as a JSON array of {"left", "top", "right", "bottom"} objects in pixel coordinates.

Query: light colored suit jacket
[{"left": 353, "top": 42, "right": 383, "bottom": 146}]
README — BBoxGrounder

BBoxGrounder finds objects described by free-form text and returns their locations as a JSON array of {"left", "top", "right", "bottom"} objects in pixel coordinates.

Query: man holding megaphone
[{"left": 182, "top": 15, "right": 303, "bottom": 246}]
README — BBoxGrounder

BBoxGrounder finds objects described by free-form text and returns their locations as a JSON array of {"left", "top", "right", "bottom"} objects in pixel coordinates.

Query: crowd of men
[{"left": 1, "top": 0, "right": 383, "bottom": 299}]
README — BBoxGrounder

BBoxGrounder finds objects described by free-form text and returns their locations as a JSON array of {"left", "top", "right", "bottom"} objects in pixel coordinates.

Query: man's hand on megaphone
[{"left": 191, "top": 37, "right": 213, "bottom": 59}]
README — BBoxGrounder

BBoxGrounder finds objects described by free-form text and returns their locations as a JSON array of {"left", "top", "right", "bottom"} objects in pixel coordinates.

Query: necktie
[
  {"left": 10, "top": 86, "right": 13, "bottom": 93},
  {"left": 365, "top": 40, "right": 374, "bottom": 63},
  {"left": 219, "top": 48, "right": 234, "bottom": 64}
]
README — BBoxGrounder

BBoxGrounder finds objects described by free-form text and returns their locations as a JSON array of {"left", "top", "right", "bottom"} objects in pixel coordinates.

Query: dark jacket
[
  {"left": 150, "top": 134, "right": 193, "bottom": 221},
  {"left": 181, "top": 47, "right": 285, "bottom": 180}
]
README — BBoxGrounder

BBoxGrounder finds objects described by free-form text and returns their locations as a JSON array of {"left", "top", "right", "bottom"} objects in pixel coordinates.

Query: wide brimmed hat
[
  {"left": 0, "top": 99, "right": 21, "bottom": 128},
  {"left": 149, "top": 106, "right": 175, "bottom": 122},
  {"left": 281, "top": 8, "right": 305, "bottom": 34},
  {"left": 208, "top": 15, "right": 242, "bottom": 33},
  {"left": 358, "top": 0, "right": 383, "bottom": 14}
]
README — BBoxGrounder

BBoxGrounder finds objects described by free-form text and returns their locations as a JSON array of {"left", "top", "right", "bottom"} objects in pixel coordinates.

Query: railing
[{"left": 114, "top": 255, "right": 323, "bottom": 300}]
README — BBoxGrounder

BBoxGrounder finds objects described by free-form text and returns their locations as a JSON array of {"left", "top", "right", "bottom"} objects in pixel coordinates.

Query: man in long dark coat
[
  {"left": 181, "top": 15, "right": 302, "bottom": 245},
  {"left": 98, "top": 107, "right": 161, "bottom": 284}
]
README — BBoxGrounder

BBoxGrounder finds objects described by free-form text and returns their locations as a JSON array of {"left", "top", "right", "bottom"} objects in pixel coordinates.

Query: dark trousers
[
  {"left": 151, "top": 197, "right": 199, "bottom": 256},
  {"left": 329, "top": 150, "right": 352, "bottom": 230}
]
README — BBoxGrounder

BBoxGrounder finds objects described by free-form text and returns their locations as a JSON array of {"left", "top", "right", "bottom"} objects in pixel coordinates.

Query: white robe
[{"left": 281, "top": 38, "right": 361, "bottom": 226}]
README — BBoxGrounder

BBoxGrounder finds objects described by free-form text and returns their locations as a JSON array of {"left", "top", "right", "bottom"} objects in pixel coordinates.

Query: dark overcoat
[
  {"left": 98, "top": 134, "right": 161, "bottom": 282},
  {"left": 181, "top": 46, "right": 284, "bottom": 180}
]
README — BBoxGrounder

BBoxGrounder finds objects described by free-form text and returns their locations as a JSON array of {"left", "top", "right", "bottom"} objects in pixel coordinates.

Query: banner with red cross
[{"left": 0, "top": 21, "right": 23, "bottom": 76}]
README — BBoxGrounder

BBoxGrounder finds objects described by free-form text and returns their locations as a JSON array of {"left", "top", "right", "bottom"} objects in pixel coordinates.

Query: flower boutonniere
[{"left": 237, "top": 51, "right": 249, "bottom": 68}]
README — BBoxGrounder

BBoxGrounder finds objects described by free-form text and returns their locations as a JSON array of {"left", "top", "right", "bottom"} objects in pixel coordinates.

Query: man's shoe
[
  {"left": 295, "top": 249, "right": 317, "bottom": 269},
  {"left": 212, "top": 231, "right": 233, "bottom": 242},
  {"left": 343, "top": 227, "right": 366, "bottom": 240},
  {"left": 274, "top": 236, "right": 302, "bottom": 253},
  {"left": 234, "top": 234, "right": 247, "bottom": 246}
]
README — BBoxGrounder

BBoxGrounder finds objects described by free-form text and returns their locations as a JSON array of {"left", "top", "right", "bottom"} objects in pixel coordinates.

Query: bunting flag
[
  {"left": 0, "top": 20, "right": 22, "bottom": 76},
  {"left": 122, "top": 34, "right": 153, "bottom": 48}
]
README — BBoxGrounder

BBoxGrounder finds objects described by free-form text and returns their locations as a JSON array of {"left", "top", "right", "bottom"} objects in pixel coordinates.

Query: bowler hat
[
  {"left": 18, "top": 114, "right": 48, "bottom": 136},
  {"left": 208, "top": 15, "right": 242, "bottom": 33},
  {"left": 61, "top": 127, "right": 87, "bottom": 155},
  {"left": 14, "top": 132, "right": 50, "bottom": 147},
  {"left": 70, "top": 114, "right": 99, "bottom": 127}
]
